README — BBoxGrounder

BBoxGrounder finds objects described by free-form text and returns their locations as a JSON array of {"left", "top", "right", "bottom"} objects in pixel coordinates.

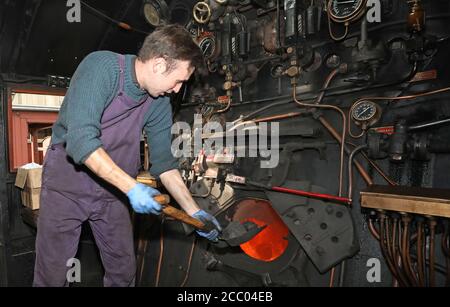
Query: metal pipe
[
  {"left": 429, "top": 217, "right": 437, "bottom": 287},
  {"left": 368, "top": 218, "right": 380, "bottom": 241},
  {"left": 385, "top": 217, "right": 396, "bottom": 279},
  {"left": 401, "top": 215, "right": 417, "bottom": 286},
  {"left": 404, "top": 218, "right": 418, "bottom": 286},
  {"left": 443, "top": 225, "right": 450, "bottom": 286},
  {"left": 319, "top": 117, "right": 374, "bottom": 185},
  {"left": 347, "top": 145, "right": 368, "bottom": 199},
  {"left": 360, "top": 16, "right": 368, "bottom": 45},
  {"left": 228, "top": 111, "right": 303, "bottom": 132},
  {"left": 351, "top": 86, "right": 450, "bottom": 108},
  {"left": 293, "top": 83, "right": 347, "bottom": 196},
  {"left": 379, "top": 213, "right": 402, "bottom": 284},
  {"left": 391, "top": 218, "right": 403, "bottom": 286},
  {"left": 408, "top": 117, "right": 450, "bottom": 131},
  {"left": 359, "top": 151, "right": 398, "bottom": 186},
  {"left": 392, "top": 217, "right": 406, "bottom": 286},
  {"left": 270, "top": 186, "right": 351, "bottom": 204},
  {"left": 316, "top": 68, "right": 340, "bottom": 104},
  {"left": 417, "top": 221, "right": 425, "bottom": 286}
]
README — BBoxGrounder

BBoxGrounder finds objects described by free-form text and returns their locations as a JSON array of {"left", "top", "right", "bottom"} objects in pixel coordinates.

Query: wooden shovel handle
[{"left": 153, "top": 194, "right": 205, "bottom": 230}]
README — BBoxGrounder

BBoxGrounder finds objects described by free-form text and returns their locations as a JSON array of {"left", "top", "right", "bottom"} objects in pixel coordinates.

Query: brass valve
[
  {"left": 407, "top": 0, "right": 425, "bottom": 33},
  {"left": 193, "top": 1, "right": 212, "bottom": 24}
]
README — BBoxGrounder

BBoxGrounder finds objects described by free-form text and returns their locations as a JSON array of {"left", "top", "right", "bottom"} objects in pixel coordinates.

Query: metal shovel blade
[{"left": 217, "top": 220, "right": 267, "bottom": 247}]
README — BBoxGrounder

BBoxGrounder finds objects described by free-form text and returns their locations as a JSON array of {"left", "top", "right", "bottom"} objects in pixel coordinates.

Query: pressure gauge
[
  {"left": 327, "top": 0, "right": 367, "bottom": 23},
  {"left": 197, "top": 32, "right": 218, "bottom": 60},
  {"left": 351, "top": 100, "right": 381, "bottom": 128},
  {"left": 142, "top": 0, "right": 170, "bottom": 27},
  {"left": 199, "top": 37, "right": 216, "bottom": 59}
]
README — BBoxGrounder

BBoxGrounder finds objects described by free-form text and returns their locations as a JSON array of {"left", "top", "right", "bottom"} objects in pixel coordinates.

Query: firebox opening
[{"left": 232, "top": 199, "right": 289, "bottom": 262}]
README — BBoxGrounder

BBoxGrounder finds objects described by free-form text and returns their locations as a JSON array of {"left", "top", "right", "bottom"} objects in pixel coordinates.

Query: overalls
[{"left": 33, "top": 55, "right": 152, "bottom": 286}]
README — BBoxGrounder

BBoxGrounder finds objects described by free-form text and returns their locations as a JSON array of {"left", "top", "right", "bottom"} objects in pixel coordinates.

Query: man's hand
[
  {"left": 192, "top": 210, "right": 222, "bottom": 241},
  {"left": 126, "top": 183, "right": 162, "bottom": 214}
]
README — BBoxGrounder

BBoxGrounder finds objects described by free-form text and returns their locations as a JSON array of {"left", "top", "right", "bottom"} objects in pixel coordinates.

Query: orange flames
[{"left": 233, "top": 199, "right": 289, "bottom": 262}]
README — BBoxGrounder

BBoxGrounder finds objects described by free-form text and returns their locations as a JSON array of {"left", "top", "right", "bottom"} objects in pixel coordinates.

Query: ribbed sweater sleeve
[{"left": 52, "top": 51, "right": 118, "bottom": 164}]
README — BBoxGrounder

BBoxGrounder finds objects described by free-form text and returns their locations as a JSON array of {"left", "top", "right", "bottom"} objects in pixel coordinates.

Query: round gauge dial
[
  {"left": 143, "top": 3, "right": 161, "bottom": 26},
  {"left": 143, "top": 0, "right": 170, "bottom": 27},
  {"left": 199, "top": 37, "right": 216, "bottom": 59},
  {"left": 351, "top": 100, "right": 381, "bottom": 128},
  {"left": 328, "top": 0, "right": 367, "bottom": 23}
]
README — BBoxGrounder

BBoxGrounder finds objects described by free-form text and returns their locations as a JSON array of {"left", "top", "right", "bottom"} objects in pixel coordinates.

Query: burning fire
[{"left": 233, "top": 199, "right": 289, "bottom": 262}]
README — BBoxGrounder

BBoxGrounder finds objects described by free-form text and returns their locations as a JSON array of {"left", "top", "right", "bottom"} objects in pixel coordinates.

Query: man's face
[{"left": 143, "top": 58, "right": 194, "bottom": 98}]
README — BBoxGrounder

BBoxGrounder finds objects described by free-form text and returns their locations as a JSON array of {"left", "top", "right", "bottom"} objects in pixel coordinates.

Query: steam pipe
[
  {"left": 293, "top": 68, "right": 347, "bottom": 196},
  {"left": 401, "top": 215, "right": 417, "bottom": 286},
  {"left": 391, "top": 218, "right": 403, "bottom": 287},
  {"left": 443, "top": 225, "right": 450, "bottom": 286},
  {"left": 429, "top": 217, "right": 437, "bottom": 287},
  {"left": 417, "top": 221, "right": 425, "bottom": 286},
  {"left": 319, "top": 118, "right": 374, "bottom": 185},
  {"left": 379, "top": 213, "right": 402, "bottom": 285},
  {"left": 347, "top": 145, "right": 368, "bottom": 200}
]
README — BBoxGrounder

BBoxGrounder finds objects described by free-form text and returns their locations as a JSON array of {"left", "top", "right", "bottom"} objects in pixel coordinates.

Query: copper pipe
[
  {"left": 346, "top": 141, "right": 397, "bottom": 186},
  {"left": 253, "top": 111, "right": 303, "bottom": 123},
  {"left": 405, "top": 218, "right": 418, "bottom": 286},
  {"left": 348, "top": 145, "right": 368, "bottom": 199},
  {"left": 347, "top": 107, "right": 367, "bottom": 139},
  {"left": 428, "top": 218, "right": 437, "bottom": 287},
  {"left": 329, "top": 267, "right": 336, "bottom": 287},
  {"left": 388, "top": 218, "right": 403, "bottom": 285},
  {"left": 401, "top": 215, "right": 417, "bottom": 286},
  {"left": 391, "top": 218, "right": 404, "bottom": 287},
  {"left": 368, "top": 218, "right": 380, "bottom": 241},
  {"left": 442, "top": 223, "right": 450, "bottom": 286},
  {"left": 359, "top": 151, "right": 398, "bottom": 186},
  {"left": 351, "top": 86, "right": 450, "bottom": 107},
  {"left": 347, "top": 87, "right": 450, "bottom": 138},
  {"left": 379, "top": 214, "right": 402, "bottom": 284},
  {"left": 395, "top": 217, "right": 409, "bottom": 286},
  {"left": 214, "top": 97, "right": 232, "bottom": 114},
  {"left": 155, "top": 218, "right": 166, "bottom": 287},
  {"left": 320, "top": 117, "right": 374, "bottom": 185},
  {"left": 385, "top": 218, "right": 396, "bottom": 278},
  {"left": 227, "top": 112, "right": 303, "bottom": 132},
  {"left": 137, "top": 238, "right": 149, "bottom": 284},
  {"left": 180, "top": 236, "right": 197, "bottom": 287},
  {"left": 416, "top": 221, "right": 425, "bottom": 286},
  {"left": 317, "top": 68, "right": 340, "bottom": 104},
  {"left": 293, "top": 84, "right": 347, "bottom": 196}
]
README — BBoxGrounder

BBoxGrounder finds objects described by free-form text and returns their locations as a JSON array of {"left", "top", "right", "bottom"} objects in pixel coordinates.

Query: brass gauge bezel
[
  {"left": 327, "top": 0, "right": 367, "bottom": 24},
  {"left": 351, "top": 100, "right": 382, "bottom": 129}
]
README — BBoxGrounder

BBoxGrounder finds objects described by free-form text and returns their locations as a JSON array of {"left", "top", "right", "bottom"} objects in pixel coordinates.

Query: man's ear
[{"left": 153, "top": 57, "right": 167, "bottom": 74}]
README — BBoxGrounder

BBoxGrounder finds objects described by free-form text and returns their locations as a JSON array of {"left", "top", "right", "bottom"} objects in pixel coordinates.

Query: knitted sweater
[{"left": 51, "top": 51, "right": 178, "bottom": 178}]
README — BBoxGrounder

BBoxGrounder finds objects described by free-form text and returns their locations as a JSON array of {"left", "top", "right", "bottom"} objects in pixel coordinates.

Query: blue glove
[
  {"left": 126, "top": 183, "right": 162, "bottom": 214},
  {"left": 192, "top": 210, "right": 222, "bottom": 241}
]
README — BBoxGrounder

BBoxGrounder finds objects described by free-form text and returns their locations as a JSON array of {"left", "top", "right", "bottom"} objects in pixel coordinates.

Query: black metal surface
[
  {"left": 216, "top": 221, "right": 266, "bottom": 247},
  {"left": 0, "top": 0, "right": 449, "bottom": 287},
  {"left": 266, "top": 180, "right": 359, "bottom": 273},
  {"left": 213, "top": 231, "right": 301, "bottom": 276},
  {"left": 0, "top": 0, "right": 198, "bottom": 78}
]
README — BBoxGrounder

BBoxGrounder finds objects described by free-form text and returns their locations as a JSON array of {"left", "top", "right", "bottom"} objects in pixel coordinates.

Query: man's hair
[{"left": 138, "top": 24, "right": 204, "bottom": 73}]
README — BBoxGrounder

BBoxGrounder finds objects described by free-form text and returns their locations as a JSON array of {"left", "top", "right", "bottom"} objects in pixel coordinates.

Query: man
[{"left": 33, "top": 24, "right": 221, "bottom": 287}]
